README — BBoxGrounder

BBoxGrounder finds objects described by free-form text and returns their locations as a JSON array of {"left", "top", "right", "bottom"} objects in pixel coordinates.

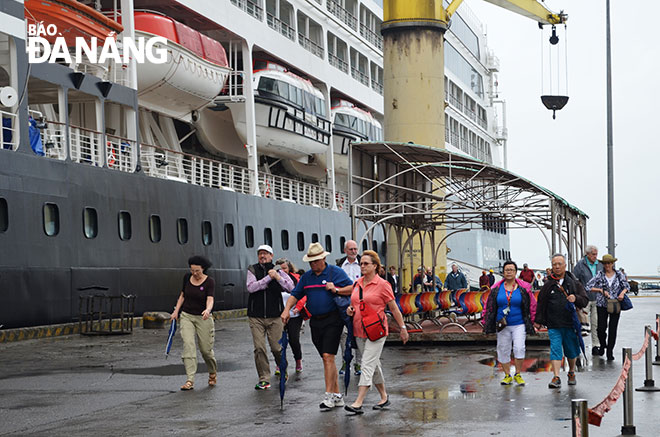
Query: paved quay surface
[{"left": 1, "top": 296, "right": 659, "bottom": 436}]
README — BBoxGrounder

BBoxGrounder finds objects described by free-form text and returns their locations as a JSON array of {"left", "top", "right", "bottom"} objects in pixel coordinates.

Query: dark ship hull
[{"left": 0, "top": 151, "right": 357, "bottom": 328}]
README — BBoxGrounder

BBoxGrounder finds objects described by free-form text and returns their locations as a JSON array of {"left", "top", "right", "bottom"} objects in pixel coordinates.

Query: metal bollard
[
  {"left": 636, "top": 325, "right": 660, "bottom": 392},
  {"left": 654, "top": 314, "right": 660, "bottom": 366},
  {"left": 621, "top": 348, "right": 636, "bottom": 435},
  {"left": 571, "top": 399, "right": 589, "bottom": 437}
]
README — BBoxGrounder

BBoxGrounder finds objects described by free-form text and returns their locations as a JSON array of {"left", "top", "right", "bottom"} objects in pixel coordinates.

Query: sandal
[
  {"left": 208, "top": 373, "right": 217, "bottom": 386},
  {"left": 180, "top": 380, "right": 194, "bottom": 391}
]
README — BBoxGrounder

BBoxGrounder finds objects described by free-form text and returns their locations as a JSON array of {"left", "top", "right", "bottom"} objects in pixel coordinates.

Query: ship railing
[
  {"left": 448, "top": 94, "right": 463, "bottom": 111},
  {"left": 266, "top": 13, "right": 296, "bottom": 41},
  {"left": 231, "top": 0, "right": 264, "bottom": 21},
  {"left": 359, "top": 23, "right": 383, "bottom": 51},
  {"left": 106, "top": 134, "right": 137, "bottom": 172},
  {"left": 139, "top": 143, "right": 348, "bottom": 211},
  {"left": 259, "top": 172, "right": 347, "bottom": 211},
  {"left": 41, "top": 120, "right": 67, "bottom": 160},
  {"left": 329, "top": 53, "right": 349, "bottom": 74},
  {"left": 351, "top": 67, "right": 370, "bottom": 87},
  {"left": 69, "top": 125, "right": 103, "bottom": 167},
  {"left": 477, "top": 117, "right": 488, "bottom": 130},
  {"left": 327, "top": 0, "right": 358, "bottom": 30},
  {"left": 1, "top": 109, "right": 19, "bottom": 151},
  {"left": 298, "top": 33, "right": 324, "bottom": 59},
  {"left": 465, "top": 107, "right": 477, "bottom": 123},
  {"left": 370, "top": 79, "right": 383, "bottom": 95},
  {"left": 450, "top": 132, "right": 460, "bottom": 148}
]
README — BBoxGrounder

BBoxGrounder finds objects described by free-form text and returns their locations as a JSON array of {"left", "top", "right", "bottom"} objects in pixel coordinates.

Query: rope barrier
[
  {"left": 587, "top": 356, "right": 630, "bottom": 426},
  {"left": 587, "top": 329, "right": 658, "bottom": 426}
]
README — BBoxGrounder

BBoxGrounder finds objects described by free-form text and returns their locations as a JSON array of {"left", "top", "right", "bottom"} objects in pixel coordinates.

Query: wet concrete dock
[{"left": 1, "top": 296, "right": 659, "bottom": 436}]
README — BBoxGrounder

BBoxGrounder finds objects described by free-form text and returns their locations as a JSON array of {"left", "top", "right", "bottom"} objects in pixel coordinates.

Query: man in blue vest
[{"left": 246, "top": 245, "right": 294, "bottom": 390}]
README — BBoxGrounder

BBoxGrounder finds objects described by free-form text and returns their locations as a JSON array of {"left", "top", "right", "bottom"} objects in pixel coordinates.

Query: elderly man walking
[
  {"left": 535, "top": 254, "right": 588, "bottom": 388},
  {"left": 246, "top": 245, "right": 294, "bottom": 390},
  {"left": 282, "top": 242, "right": 353, "bottom": 410},
  {"left": 573, "top": 245, "right": 603, "bottom": 356},
  {"left": 445, "top": 264, "right": 468, "bottom": 291},
  {"left": 337, "top": 239, "right": 362, "bottom": 375}
]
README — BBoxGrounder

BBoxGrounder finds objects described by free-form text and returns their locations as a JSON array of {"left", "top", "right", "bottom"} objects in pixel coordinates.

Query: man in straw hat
[{"left": 282, "top": 242, "right": 353, "bottom": 411}]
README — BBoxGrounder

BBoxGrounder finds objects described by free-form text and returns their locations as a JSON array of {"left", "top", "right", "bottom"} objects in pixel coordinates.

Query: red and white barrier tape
[
  {"left": 588, "top": 329, "right": 659, "bottom": 426},
  {"left": 574, "top": 416, "right": 582, "bottom": 437},
  {"left": 588, "top": 356, "right": 631, "bottom": 426}
]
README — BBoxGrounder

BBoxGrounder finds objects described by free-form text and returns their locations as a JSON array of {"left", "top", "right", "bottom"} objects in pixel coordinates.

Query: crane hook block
[
  {"left": 549, "top": 25, "right": 559, "bottom": 45},
  {"left": 541, "top": 95, "right": 569, "bottom": 119}
]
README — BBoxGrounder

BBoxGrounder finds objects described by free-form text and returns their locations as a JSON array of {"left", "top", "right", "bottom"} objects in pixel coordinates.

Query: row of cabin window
[{"left": 0, "top": 200, "right": 382, "bottom": 254}]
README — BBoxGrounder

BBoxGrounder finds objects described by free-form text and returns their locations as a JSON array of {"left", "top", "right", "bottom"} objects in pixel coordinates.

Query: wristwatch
[{"left": 400, "top": 325, "right": 407, "bottom": 330}]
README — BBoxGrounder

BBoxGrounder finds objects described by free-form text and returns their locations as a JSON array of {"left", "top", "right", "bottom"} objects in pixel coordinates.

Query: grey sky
[{"left": 464, "top": 0, "right": 660, "bottom": 275}]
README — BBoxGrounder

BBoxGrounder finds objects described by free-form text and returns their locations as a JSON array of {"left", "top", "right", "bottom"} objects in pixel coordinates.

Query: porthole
[
  {"left": 149, "top": 215, "right": 161, "bottom": 243},
  {"left": 224, "top": 223, "right": 234, "bottom": 247},
  {"left": 43, "top": 203, "right": 60, "bottom": 236},
  {"left": 177, "top": 218, "right": 188, "bottom": 244},
  {"left": 297, "top": 231, "right": 305, "bottom": 251},
  {"left": 245, "top": 226, "right": 254, "bottom": 248},
  {"left": 202, "top": 221, "right": 212, "bottom": 246},
  {"left": 264, "top": 227, "right": 273, "bottom": 247},
  {"left": 281, "top": 230, "right": 289, "bottom": 250},
  {"left": 311, "top": 233, "right": 319, "bottom": 243},
  {"left": 83, "top": 207, "right": 98, "bottom": 239},
  {"left": 0, "top": 198, "right": 7, "bottom": 232},
  {"left": 325, "top": 235, "right": 332, "bottom": 253},
  {"left": 118, "top": 211, "right": 131, "bottom": 240}
]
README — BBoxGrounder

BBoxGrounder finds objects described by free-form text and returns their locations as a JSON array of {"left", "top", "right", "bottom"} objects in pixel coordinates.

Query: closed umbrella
[
  {"left": 165, "top": 319, "right": 177, "bottom": 358},
  {"left": 278, "top": 330, "right": 289, "bottom": 409}
]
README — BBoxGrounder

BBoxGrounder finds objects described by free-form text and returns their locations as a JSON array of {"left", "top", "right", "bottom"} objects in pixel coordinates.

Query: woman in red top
[{"left": 344, "top": 250, "right": 408, "bottom": 414}]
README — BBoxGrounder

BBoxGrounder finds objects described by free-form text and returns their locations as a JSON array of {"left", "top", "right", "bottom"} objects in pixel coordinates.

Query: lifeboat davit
[
  {"left": 24, "top": 0, "right": 123, "bottom": 45},
  {"left": 134, "top": 12, "right": 231, "bottom": 120},
  {"left": 198, "top": 61, "right": 331, "bottom": 170}
]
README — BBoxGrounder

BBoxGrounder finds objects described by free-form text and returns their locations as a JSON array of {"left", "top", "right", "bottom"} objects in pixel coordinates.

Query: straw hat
[
  {"left": 302, "top": 242, "right": 330, "bottom": 262},
  {"left": 599, "top": 254, "right": 617, "bottom": 264}
]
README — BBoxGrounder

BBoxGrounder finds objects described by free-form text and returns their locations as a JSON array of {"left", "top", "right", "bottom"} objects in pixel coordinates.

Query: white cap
[{"left": 257, "top": 244, "right": 273, "bottom": 254}]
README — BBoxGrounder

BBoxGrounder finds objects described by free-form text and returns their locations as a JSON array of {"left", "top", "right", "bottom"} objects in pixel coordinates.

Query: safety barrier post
[
  {"left": 621, "top": 348, "right": 635, "bottom": 435},
  {"left": 571, "top": 399, "right": 588, "bottom": 437},
  {"left": 654, "top": 314, "right": 660, "bottom": 365},
  {"left": 636, "top": 325, "right": 660, "bottom": 392}
]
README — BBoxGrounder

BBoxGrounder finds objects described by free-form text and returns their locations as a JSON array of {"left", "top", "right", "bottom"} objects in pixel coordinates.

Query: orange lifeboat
[
  {"left": 24, "top": 0, "right": 123, "bottom": 45},
  {"left": 133, "top": 12, "right": 231, "bottom": 119}
]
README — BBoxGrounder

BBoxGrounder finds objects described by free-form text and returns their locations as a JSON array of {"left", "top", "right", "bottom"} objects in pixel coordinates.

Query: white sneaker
[
  {"left": 333, "top": 393, "right": 345, "bottom": 407},
  {"left": 319, "top": 393, "right": 335, "bottom": 410}
]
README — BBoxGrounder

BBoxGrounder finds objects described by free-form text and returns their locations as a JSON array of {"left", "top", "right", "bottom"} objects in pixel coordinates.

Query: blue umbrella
[
  {"left": 565, "top": 300, "right": 587, "bottom": 363},
  {"left": 334, "top": 293, "right": 354, "bottom": 394},
  {"left": 278, "top": 330, "right": 289, "bottom": 409},
  {"left": 165, "top": 319, "right": 177, "bottom": 358}
]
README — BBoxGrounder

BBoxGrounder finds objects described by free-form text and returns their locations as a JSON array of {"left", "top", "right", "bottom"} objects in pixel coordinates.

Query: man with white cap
[
  {"left": 246, "top": 244, "right": 294, "bottom": 390},
  {"left": 282, "top": 242, "right": 353, "bottom": 410}
]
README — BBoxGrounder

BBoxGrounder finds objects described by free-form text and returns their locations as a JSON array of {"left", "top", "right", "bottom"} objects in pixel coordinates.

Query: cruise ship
[{"left": 0, "top": 0, "right": 509, "bottom": 328}]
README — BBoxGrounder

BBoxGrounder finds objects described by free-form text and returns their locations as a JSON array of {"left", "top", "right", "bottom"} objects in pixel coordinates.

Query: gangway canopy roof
[{"left": 349, "top": 141, "right": 588, "bottom": 265}]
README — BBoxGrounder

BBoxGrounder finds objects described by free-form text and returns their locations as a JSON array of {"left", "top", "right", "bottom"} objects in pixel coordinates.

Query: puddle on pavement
[
  {"left": 115, "top": 360, "right": 241, "bottom": 376},
  {"left": 478, "top": 357, "right": 553, "bottom": 373},
  {"left": 395, "top": 360, "right": 449, "bottom": 376}
]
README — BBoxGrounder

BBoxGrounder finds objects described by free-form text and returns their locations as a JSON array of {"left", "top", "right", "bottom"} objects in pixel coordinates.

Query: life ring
[
  {"left": 264, "top": 179, "right": 271, "bottom": 198},
  {"left": 336, "top": 193, "right": 345, "bottom": 211},
  {"left": 107, "top": 142, "right": 116, "bottom": 167}
]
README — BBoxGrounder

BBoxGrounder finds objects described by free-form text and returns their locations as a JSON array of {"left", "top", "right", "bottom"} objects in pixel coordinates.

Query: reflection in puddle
[
  {"left": 397, "top": 360, "right": 448, "bottom": 375},
  {"left": 478, "top": 357, "right": 553, "bottom": 373}
]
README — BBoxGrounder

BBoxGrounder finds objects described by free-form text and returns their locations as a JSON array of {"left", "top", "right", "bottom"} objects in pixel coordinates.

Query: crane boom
[{"left": 479, "top": 0, "right": 567, "bottom": 25}]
